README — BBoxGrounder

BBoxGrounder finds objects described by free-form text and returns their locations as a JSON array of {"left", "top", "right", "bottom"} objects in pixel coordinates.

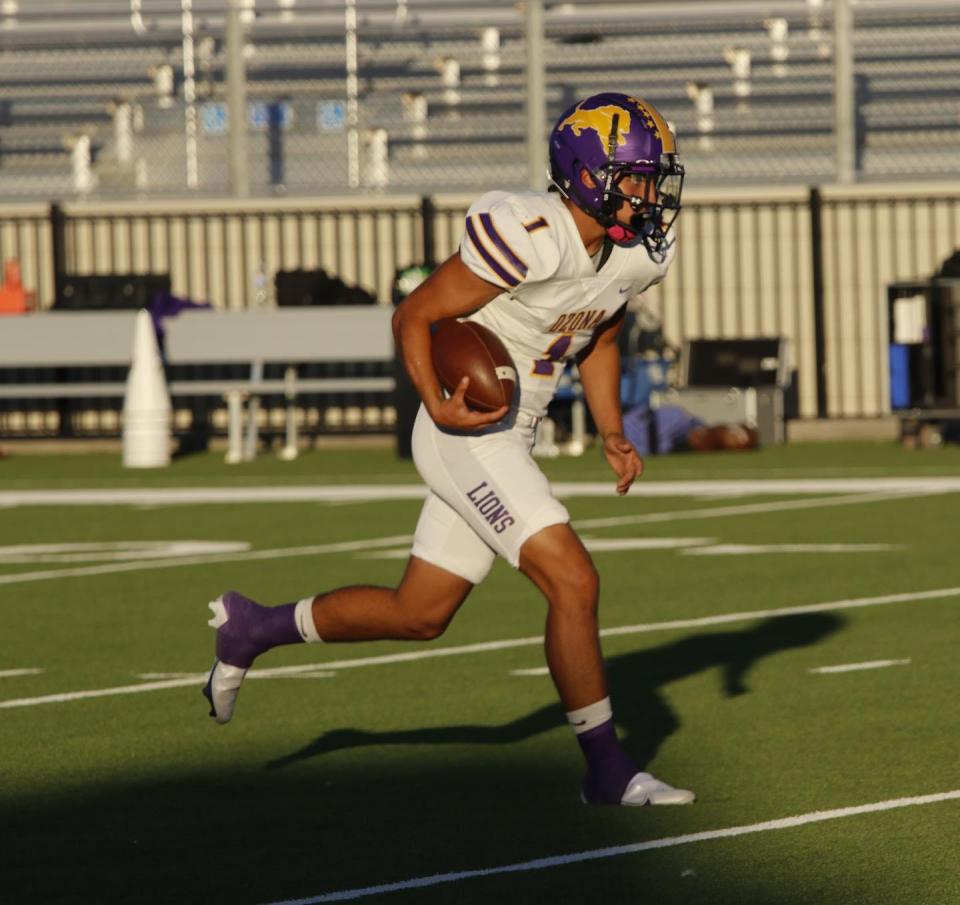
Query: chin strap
[{"left": 595, "top": 236, "right": 615, "bottom": 270}]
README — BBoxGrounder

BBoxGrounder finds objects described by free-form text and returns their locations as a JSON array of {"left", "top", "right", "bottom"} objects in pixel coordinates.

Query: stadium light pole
[
  {"left": 345, "top": 0, "right": 361, "bottom": 189},
  {"left": 181, "top": 0, "right": 199, "bottom": 189},
  {"left": 833, "top": 0, "right": 855, "bottom": 183},
  {"left": 226, "top": 0, "right": 250, "bottom": 197},
  {"left": 524, "top": 0, "right": 546, "bottom": 190}
]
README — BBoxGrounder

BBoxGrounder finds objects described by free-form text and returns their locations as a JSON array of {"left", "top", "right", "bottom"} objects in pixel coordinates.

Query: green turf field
[{"left": 1, "top": 442, "right": 958, "bottom": 905}]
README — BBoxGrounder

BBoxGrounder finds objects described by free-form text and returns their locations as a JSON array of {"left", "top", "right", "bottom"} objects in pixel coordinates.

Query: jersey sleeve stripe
[
  {"left": 464, "top": 216, "right": 521, "bottom": 287},
  {"left": 478, "top": 212, "right": 528, "bottom": 278},
  {"left": 523, "top": 216, "right": 549, "bottom": 233}
]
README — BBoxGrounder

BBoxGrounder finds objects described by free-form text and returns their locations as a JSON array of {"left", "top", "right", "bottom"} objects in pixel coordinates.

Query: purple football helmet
[{"left": 549, "top": 92, "right": 684, "bottom": 256}]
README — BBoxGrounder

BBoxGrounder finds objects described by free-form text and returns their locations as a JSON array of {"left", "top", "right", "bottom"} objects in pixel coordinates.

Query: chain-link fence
[{"left": 1, "top": 0, "right": 958, "bottom": 200}]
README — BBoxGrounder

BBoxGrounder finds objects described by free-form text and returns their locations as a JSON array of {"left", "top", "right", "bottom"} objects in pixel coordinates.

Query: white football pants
[{"left": 410, "top": 404, "right": 570, "bottom": 584}]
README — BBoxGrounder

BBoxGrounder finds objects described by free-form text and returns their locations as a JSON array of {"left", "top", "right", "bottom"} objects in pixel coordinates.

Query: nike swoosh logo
[{"left": 619, "top": 285, "right": 632, "bottom": 294}]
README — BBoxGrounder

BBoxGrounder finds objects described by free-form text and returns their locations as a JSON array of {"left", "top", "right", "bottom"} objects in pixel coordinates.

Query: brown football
[{"left": 431, "top": 317, "right": 517, "bottom": 412}]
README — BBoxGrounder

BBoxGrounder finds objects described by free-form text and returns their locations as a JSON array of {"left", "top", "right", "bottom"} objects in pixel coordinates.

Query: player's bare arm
[
  {"left": 578, "top": 305, "right": 644, "bottom": 495},
  {"left": 392, "top": 253, "right": 508, "bottom": 430}
]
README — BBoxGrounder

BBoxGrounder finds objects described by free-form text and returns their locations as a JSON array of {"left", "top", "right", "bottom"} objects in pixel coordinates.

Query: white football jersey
[{"left": 459, "top": 190, "right": 675, "bottom": 419}]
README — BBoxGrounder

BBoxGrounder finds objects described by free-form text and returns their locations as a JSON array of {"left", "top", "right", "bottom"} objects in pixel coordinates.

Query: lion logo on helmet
[{"left": 558, "top": 102, "right": 633, "bottom": 156}]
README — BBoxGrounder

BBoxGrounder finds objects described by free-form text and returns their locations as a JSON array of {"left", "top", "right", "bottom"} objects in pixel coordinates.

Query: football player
[{"left": 205, "top": 92, "right": 694, "bottom": 807}]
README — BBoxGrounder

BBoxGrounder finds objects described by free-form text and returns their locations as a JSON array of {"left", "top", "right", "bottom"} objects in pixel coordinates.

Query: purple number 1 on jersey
[{"left": 532, "top": 333, "right": 573, "bottom": 377}]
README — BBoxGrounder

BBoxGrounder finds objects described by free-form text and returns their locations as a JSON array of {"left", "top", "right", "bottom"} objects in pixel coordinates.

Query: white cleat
[
  {"left": 620, "top": 772, "right": 696, "bottom": 806},
  {"left": 207, "top": 597, "right": 228, "bottom": 630},
  {"left": 203, "top": 596, "right": 250, "bottom": 724},
  {"left": 203, "top": 659, "right": 248, "bottom": 724}
]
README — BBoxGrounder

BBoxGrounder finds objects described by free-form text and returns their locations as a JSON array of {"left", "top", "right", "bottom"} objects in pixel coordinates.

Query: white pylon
[{"left": 122, "top": 308, "right": 172, "bottom": 468}]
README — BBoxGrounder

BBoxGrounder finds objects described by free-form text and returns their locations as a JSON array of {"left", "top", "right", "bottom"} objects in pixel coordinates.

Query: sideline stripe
[
  {"left": 260, "top": 790, "right": 960, "bottom": 904},
  {"left": 809, "top": 658, "right": 911, "bottom": 674},
  {"left": 1, "top": 478, "right": 959, "bottom": 508},
  {"left": 1, "top": 585, "right": 957, "bottom": 710}
]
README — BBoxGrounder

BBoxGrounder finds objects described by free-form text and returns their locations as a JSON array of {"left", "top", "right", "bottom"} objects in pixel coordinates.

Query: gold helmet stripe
[{"left": 627, "top": 97, "right": 676, "bottom": 154}]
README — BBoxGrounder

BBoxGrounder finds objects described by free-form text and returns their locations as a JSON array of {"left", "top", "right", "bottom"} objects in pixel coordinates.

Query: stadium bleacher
[{"left": 0, "top": 0, "right": 957, "bottom": 197}]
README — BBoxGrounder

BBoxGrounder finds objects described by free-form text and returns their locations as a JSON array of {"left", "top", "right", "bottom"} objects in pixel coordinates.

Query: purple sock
[
  {"left": 577, "top": 718, "right": 639, "bottom": 805},
  {"left": 216, "top": 591, "right": 304, "bottom": 669}
]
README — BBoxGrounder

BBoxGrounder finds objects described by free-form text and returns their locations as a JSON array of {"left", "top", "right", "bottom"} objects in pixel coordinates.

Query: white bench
[{"left": 0, "top": 307, "right": 396, "bottom": 459}]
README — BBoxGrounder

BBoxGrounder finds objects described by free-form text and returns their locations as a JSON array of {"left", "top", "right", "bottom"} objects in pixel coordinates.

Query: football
[{"left": 431, "top": 317, "right": 517, "bottom": 412}]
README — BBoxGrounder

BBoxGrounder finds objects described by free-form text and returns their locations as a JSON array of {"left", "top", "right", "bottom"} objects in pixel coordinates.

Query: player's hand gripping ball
[{"left": 431, "top": 318, "right": 517, "bottom": 412}]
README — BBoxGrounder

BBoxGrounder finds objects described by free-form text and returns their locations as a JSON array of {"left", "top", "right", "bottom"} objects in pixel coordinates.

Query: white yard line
[
  {"left": 0, "top": 540, "right": 249, "bottom": 563},
  {"left": 134, "top": 672, "right": 202, "bottom": 680},
  {"left": 1, "top": 478, "right": 959, "bottom": 509},
  {"left": 0, "top": 490, "right": 935, "bottom": 589},
  {"left": 577, "top": 537, "right": 713, "bottom": 552},
  {"left": 0, "top": 485, "right": 426, "bottom": 508},
  {"left": 0, "top": 535, "right": 415, "bottom": 587},
  {"left": 279, "top": 671, "right": 337, "bottom": 680},
  {"left": 0, "top": 676, "right": 207, "bottom": 708},
  {"left": 260, "top": 789, "right": 960, "bottom": 904},
  {"left": 809, "top": 659, "right": 912, "bottom": 674},
  {"left": 573, "top": 490, "right": 936, "bottom": 529},
  {"left": 683, "top": 543, "right": 900, "bottom": 556},
  {"left": 0, "top": 668, "right": 43, "bottom": 678},
  {"left": 1, "top": 585, "right": 957, "bottom": 711},
  {"left": 597, "top": 586, "right": 960, "bottom": 640},
  {"left": 135, "top": 670, "right": 337, "bottom": 681},
  {"left": 362, "top": 538, "right": 716, "bottom": 560}
]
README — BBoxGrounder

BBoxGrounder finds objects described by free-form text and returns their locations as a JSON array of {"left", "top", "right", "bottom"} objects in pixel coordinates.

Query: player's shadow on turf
[{"left": 265, "top": 612, "right": 842, "bottom": 771}]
